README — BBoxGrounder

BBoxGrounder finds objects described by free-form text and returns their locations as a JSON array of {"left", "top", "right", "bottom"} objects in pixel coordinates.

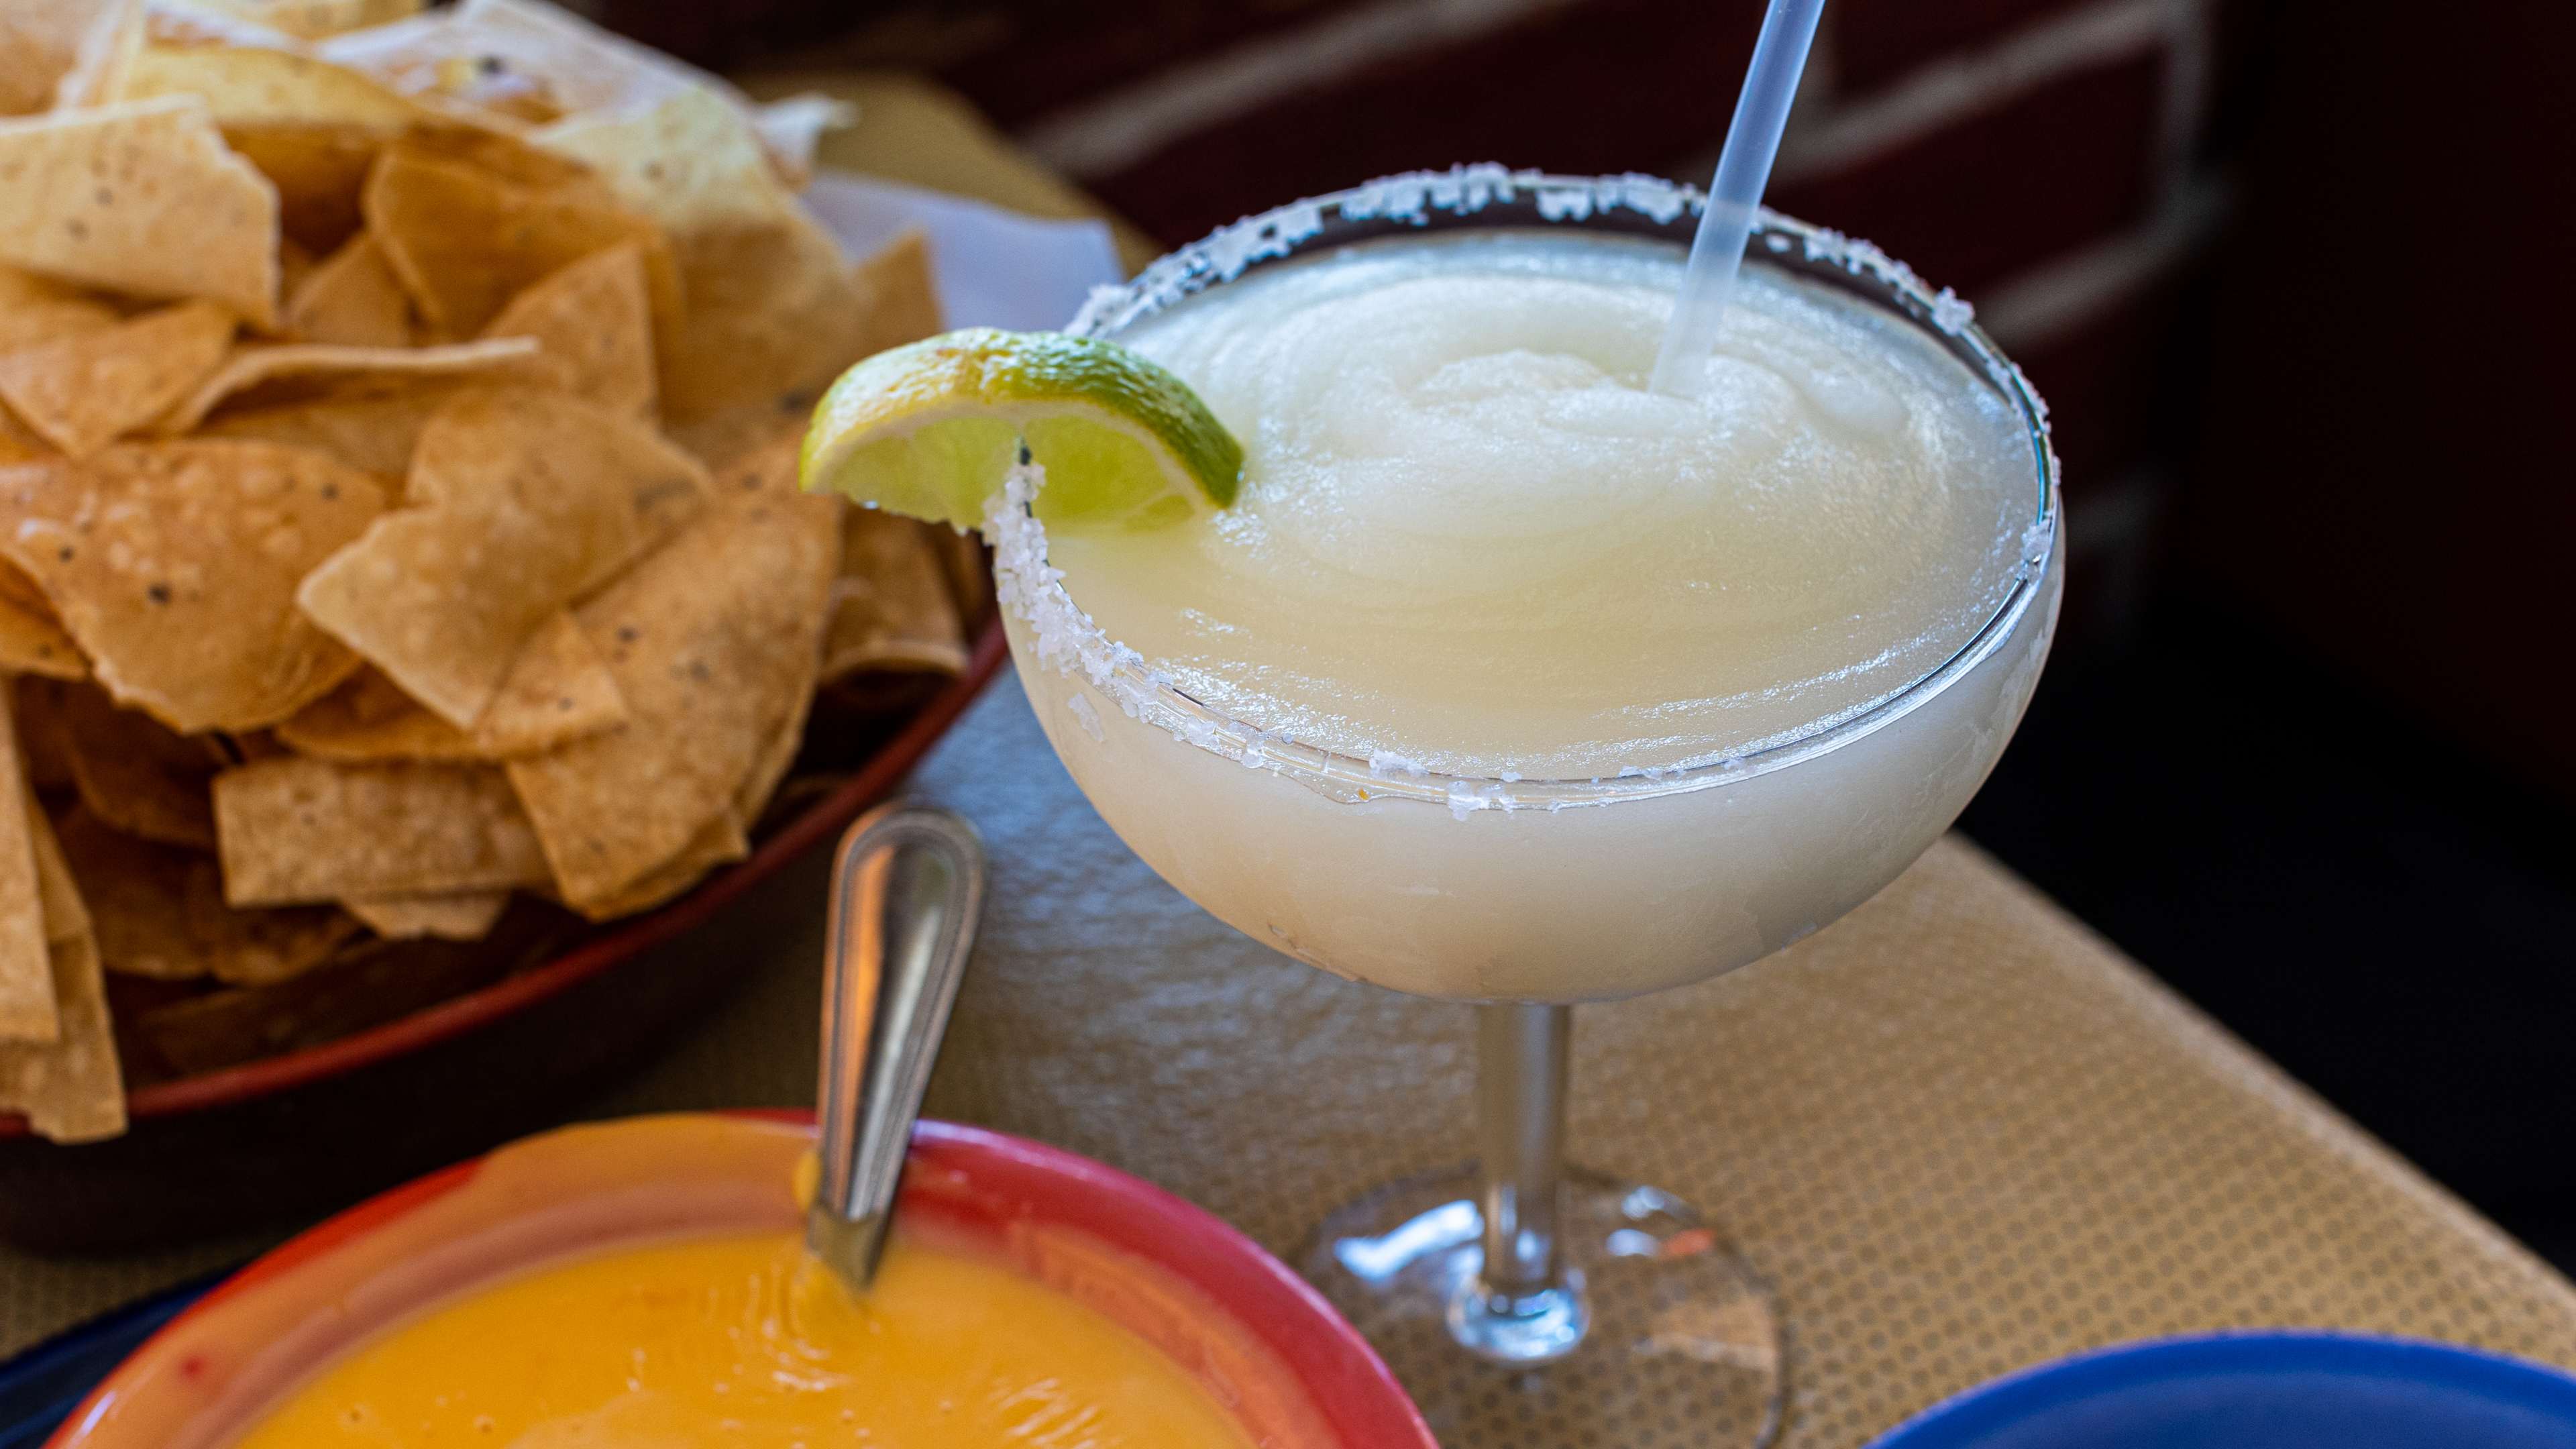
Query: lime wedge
[{"left": 799, "top": 328, "right": 1242, "bottom": 532}]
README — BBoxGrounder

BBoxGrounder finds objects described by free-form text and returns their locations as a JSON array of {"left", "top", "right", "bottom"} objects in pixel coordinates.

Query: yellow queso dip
[{"left": 230, "top": 1230, "right": 1259, "bottom": 1448}]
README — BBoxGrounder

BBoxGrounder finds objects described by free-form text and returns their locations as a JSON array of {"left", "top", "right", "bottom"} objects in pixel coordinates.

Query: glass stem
[
  {"left": 1451, "top": 1002, "right": 1585, "bottom": 1362},
  {"left": 1477, "top": 1002, "right": 1570, "bottom": 1306}
]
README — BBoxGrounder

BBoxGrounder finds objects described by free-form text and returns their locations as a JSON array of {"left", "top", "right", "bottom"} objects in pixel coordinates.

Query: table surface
[{"left": 8, "top": 74, "right": 2576, "bottom": 1449}]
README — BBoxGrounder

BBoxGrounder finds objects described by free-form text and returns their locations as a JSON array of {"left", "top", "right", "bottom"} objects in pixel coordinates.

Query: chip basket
[{"left": 0, "top": 619, "right": 1005, "bottom": 1251}]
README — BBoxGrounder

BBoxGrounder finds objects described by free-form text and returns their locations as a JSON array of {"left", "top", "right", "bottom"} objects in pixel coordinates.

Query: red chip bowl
[
  {"left": 0, "top": 627, "right": 1007, "bottom": 1251},
  {"left": 46, "top": 1112, "right": 1436, "bottom": 1449}
]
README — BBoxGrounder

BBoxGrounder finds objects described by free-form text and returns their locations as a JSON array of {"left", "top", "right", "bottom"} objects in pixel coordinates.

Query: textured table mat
[
  {"left": 9, "top": 73, "right": 2576, "bottom": 1447},
  {"left": 10, "top": 675, "right": 2576, "bottom": 1444},
  {"left": 835, "top": 681, "right": 2576, "bottom": 1442}
]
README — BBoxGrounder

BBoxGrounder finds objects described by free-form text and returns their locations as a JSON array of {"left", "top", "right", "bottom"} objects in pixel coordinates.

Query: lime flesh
[{"left": 799, "top": 328, "right": 1242, "bottom": 532}]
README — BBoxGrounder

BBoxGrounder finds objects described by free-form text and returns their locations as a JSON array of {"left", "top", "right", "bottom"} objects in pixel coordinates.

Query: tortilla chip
[
  {"left": 343, "top": 889, "right": 506, "bottom": 941},
  {"left": 112, "top": 41, "right": 460, "bottom": 254},
  {"left": 50, "top": 808, "right": 202, "bottom": 981},
  {"left": 114, "top": 40, "right": 424, "bottom": 129},
  {"left": 849, "top": 229, "right": 943, "bottom": 360},
  {"left": 58, "top": 682, "right": 223, "bottom": 848},
  {"left": 0, "top": 557, "right": 54, "bottom": 616},
  {"left": 0, "top": 439, "right": 386, "bottom": 731},
  {"left": 480, "top": 240, "right": 653, "bottom": 416},
  {"left": 0, "top": 301, "right": 235, "bottom": 457},
  {"left": 392, "top": 120, "right": 596, "bottom": 190},
  {"left": 564, "top": 812, "right": 747, "bottom": 922},
  {"left": 311, "top": 5, "right": 572, "bottom": 118},
  {"left": 225, "top": 124, "right": 380, "bottom": 257},
  {"left": 506, "top": 488, "right": 837, "bottom": 909},
  {"left": 362, "top": 140, "right": 676, "bottom": 339},
  {"left": 270, "top": 671, "right": 464, "bottom": 761},
  {"left": 282, "top": 233, "right": 414, "bottom": 347},
  {"left": 52, "top": 0, "right": 144, "bottom": 111},
  {"left": 665, "top": 393, "right": 812, "bottom": 476},
  {"left": 536, "top": 87, "right": 865, "bottom": 422},
  {"left": 711, "top": 429, "right": 798, "bottom": 498},
  {"left": 223, "top": 727, "right": 293, "bottom": 763},
  {"left": 321, "top": 0, "right": 819, "bottom": 176},
  {"left": 466, "top": 611, "right": 629, "bottom": 751},
  {"left": 657, "top": 204, "right": 867, "bottom": 423},
  {"left": 826, "top": 508, "right": 972, "bottom": 682},
  {"left": 0, "top": 96, "right": 279, "bottom": 327},
  {"left": 0, "top": 264, "right": 109, "bottom": 311},
  {"left": 276, "top": 233, "right": 318, "bottom": 298},
  {"left": 534, "top": 85, "right": 780, "bottom": 237},
  {"left": 0, "top": 592, "right": 87, "bottom": 679},
  {"left": 170, "top": 0, "right": 416, "bottom": 40},
  {"left": 194, "top": 384, "right": 454, "bottom": 479},
  {"left": 115, "top": 40, "right": 421, "bottom": 123},
  {"left": 555, "top": 657, "right": 802, "bottom": 924},
  {"left": 735, "top": 660, "right": 814, "bottom": 826},
  {"left": 654, "top": 227, "right": 938, "bottom": 469},
  {"left": 278, "top": 611, "right": 624, "bottom": 761},
  {"left": 299, "top": 388, "right": 707, "bottom": 726},
  {"left": 227, "top": 129, "right": 571, "bottom": 262},
  {"left": 0, "top": 264, "right": 119, "bottom": 354},
  {"left": 0, "top": 413, "right": 48, "bottom": 466},
  {"left": 194, "top": 0, "right": 426, "bottom": 41},
  {"left": 213, "top": 755, "right": 550, "bottom": 904},
  {"left": 53, "top": 806, "right": 359, "bottom": 985},
  {"left": 10, "top": 676, "right": 76, "bottom": 790},
  {"left": 141, "top": 3, "right": 300, "bottom": 49},
  {"left": 746, "top": 94, "right": 851, "bottom": 191},
  {"left": 204, "top": 903, "right": 359, "bottom": 985},
  {"left": 154, "top": 335, "right": 539, "bottom": 433},
  {"left": 133, "top": 904, "right": 562, "bottom": 1077},
  {"left": 575, "top": 654, "right": 820, "bottom": 928},
  {"left": 0, "top": 804, "right": 124, "bottom": 1141},
  {"left": 0, "top": 704, "right": 58, "bottom": 1041},
  {"left": 709, "top": 432, "right": 964, "bottom": 682},
  {"left": 1, "top": 0, "right": 103, "bottom": 117}
]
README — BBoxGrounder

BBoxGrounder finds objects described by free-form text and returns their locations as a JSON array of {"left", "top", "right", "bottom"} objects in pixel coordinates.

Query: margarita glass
[{"left": 995, "top": 168, "right": 2061, "bottom": 1442}]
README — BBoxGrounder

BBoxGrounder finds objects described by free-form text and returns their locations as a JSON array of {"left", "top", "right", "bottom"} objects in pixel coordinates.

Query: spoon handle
[{"left": 808, "top": 802, "right": 986, "bottom": 1291}]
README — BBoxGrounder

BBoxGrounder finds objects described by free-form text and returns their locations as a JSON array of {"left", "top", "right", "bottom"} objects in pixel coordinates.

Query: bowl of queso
[{"left": 46, "top": 1112, "right": 1435, "bottom": 1448}]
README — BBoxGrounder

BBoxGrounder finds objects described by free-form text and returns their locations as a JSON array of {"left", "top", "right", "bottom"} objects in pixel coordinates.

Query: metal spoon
[{"left": 805, "top": 802, "right": 986, "bottom": 1295}]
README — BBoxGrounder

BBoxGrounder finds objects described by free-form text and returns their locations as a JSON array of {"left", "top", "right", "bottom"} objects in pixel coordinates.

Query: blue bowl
[
  {"left": 0, "top": 1274, "right": 224, "bottom": 1449},
  {"left": 1870, "top": 1332, "right": 2576, "bottom": 1449}
]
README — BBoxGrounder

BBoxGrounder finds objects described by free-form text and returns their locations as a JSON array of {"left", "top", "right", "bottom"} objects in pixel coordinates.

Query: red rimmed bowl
[
  {"left": 0, "top": 628, "right": 1007, "bottom": 1251},
  {"left": 46, "top": 1112, "right": 1436, "bottom": 1449}
]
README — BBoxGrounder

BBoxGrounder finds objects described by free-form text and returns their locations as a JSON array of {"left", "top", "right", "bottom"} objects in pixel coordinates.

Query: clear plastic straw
[{"left": 1649, "top": 0, "right": 1830, "bottom": 397}]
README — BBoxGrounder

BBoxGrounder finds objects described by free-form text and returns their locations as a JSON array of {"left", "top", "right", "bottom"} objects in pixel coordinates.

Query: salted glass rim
[{"left": 994, "top": 166, "right": 2060, "bottom": 814}]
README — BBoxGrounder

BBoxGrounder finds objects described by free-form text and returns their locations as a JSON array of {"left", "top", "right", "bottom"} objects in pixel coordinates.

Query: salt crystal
[
  {"left": 1611, "top": 173, "right": 1690, "bottom": 223},
  {"left": 2019, "top": 515, "right": 2057, "bottom": 580},
  {"left": 1535, "top": 188, "right": 1595, "bottom": 222},
  {"left": 1066, "top": 692, "right": 1105, "bottom": 742}
]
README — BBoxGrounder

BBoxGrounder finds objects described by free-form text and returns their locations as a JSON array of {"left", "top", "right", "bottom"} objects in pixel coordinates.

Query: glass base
[{"left": 1298, "top": 1164, "right": 1784, "bottom": 1448}]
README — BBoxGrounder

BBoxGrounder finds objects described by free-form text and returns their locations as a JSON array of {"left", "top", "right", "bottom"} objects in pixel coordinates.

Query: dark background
[{"left": 612, "top": 0, "right": 2576, "bottom": 1265}]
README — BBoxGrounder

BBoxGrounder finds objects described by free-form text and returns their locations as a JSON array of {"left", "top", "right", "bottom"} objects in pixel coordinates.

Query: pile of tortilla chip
[{"left": 1, "top": 0, "right": 978, "bottom": 1143}]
